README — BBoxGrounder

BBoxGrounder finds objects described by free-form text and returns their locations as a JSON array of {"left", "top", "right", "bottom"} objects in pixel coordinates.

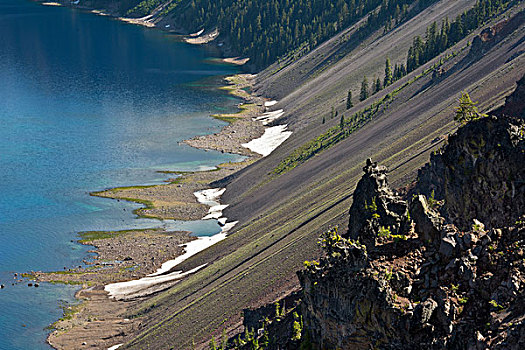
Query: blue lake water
[{"left": 0, "top": 0, "right": 242, "bottom": 348}]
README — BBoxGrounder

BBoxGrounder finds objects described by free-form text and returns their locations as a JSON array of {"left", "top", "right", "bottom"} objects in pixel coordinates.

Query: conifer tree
[
  {"left": 360, "top": 76, "right": 369, "bottom": 101},
  {"left": 374, "top": 77, "right": 382, "bottom": 93},
  {"left": 454, "top": 92, "right": 487, "bottom": 124},
  {"left": 346, "top": 90, "right": 353, "bottom": 109},
  {"left": 384, "top": 58, "right": 392, "bottom": 87},
  {"left": 340, "top": 114, "right": 345, "bottom": 129}
]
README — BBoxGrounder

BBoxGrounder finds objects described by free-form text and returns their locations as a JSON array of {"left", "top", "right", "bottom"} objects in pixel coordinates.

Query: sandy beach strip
[
  {"left": 223, "top": 57, "right": 250, "bottom": 65},
  {"left": 118, "top": 15, "right": 155, "bottom": 28},
  {"left": 105, "top": 220, "right": 238, "bottom": 299}
]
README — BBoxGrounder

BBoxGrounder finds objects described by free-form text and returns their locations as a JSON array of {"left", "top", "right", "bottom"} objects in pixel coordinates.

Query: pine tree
[
  {"left": 340, "top": 114, "right": 345, "bottom": 129},
  {"left": 360, "top": 76, "right": 369, "bottom": 101},
  {"left": 454, "top": 92, "right": 487, "bottom": 124},
  {"left": 384, "top": 58, "right": 392, "bottom": 87},
  {"left": 374, "top": 77, "right": 382, "bottom": 93},
  {"left": 346, "top": 90, "right": 353, "bottom": 109}
]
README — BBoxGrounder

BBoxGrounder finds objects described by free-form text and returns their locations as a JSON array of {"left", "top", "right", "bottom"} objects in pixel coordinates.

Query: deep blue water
[{"left": 0, "top": 1, "right": 242, "bottom": 349}]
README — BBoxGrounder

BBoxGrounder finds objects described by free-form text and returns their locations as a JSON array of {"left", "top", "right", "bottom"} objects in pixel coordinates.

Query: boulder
[{"left": 409, "top": 195, "right": 443, "bottom": 245}]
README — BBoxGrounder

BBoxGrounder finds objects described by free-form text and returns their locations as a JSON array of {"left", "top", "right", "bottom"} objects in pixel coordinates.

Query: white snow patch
[
  {"left": 264, "top": 100, "right": 278, "bottom": 107},
  {"left": 242, "top": 125, "right": 292, "bottom": 157},
  {"left": 194, "top": 188, "right": 229, "bottom": 220},
  {"left": 147, "top": 219, "right": 237, "bottom": 277},
  {"left": 104, "top": 181, "right": 240, "bottom": 300},
  {"left": 105, "top": 265, "right": 206, "bottom": 299},
  {"left": 190, "top": 28, "right": 205, "bottom": 37},
  {"left": 221, "top": 221, "right": 238, "bottom": 233},
  {"left": 256, "top": 109, "right": 285, "bottom": 125},
  {"left": 148, "top": 232, "right": 226, "bottom": 276},
  {"left": 203, "top": 204, "right": 229, "bottom": 219},
  {"left": 194, "top": 188, "right": 225, "bottom": 207},
  {"left": 107, "top": 345, "right": 123, "bottom": 350}
]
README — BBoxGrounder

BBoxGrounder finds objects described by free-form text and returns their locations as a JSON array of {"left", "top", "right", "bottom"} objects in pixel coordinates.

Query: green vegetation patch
[
  {"left": 126, "top": 0, "right": 162, "bottom": 17},
  {"left": 212, "top": 103, "right": 258, "bottom": 123},
  {"left": 168, "top": 0, "right": 426, "bottom": 68},
  {"left": 78, "top": 228, "right": 160, "bottom": 243},
  {"left": 46, "top": 301, "right": 83, "bottom": 330},
  {"left": 91, "top": 189, "right": 156, "bottom": 219},
  {"left": 126, "top": 0, "right": 183, "bottom": 18},
  {"left": 271, "top": 41, "right": 468, "bottom": 177},
  {"left": 272, "top": 93, "right": 396, "bottom": 176}
]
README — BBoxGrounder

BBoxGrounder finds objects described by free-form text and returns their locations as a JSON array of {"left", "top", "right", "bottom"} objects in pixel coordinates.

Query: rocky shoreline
[
  {"left": 27, "top": 5, "right": 283, "bottom": 348},
  {"left": 21, "top": 73, "right": 285, "bottom": 349}
]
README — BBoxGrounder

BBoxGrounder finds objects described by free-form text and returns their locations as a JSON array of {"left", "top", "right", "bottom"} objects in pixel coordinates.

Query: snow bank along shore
[
  {"left": 243, "top": 101, "right": 292, "bottom": 156},
  {"left": 105, "top": 188, "right": 237, "bottom": 299},
  {"left": 242, "top": 124, "right": 292, "bottom": 157},
  {"left": 105, "top": 101, "right": 292, "bottom": 300}
]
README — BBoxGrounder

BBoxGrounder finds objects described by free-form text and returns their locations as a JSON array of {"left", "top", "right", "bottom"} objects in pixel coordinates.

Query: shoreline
[
  {"left": 37, "top": 0, "right": 245, "bottom": 66},
  {"left": 31, "top": 73, "right": 290, "bottom": 349}
]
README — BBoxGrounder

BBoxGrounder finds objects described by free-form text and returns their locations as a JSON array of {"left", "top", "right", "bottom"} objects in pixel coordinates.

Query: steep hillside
[
  {"left": 222, "top": 2, "right": 525, "bottom": 224},
  {"left": 239, "top": 110, "right": 525, "bottom": 349},
  {"left": 121, "top": 0, "right": 439, "bottom": 69},
  {"left": 117, "top": 1, "right": 525, "bottom": 349}
]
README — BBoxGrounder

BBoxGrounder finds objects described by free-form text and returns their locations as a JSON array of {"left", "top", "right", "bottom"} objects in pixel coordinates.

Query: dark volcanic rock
[
  {"left": 298, "top": 240, "right": 408, "bottom": 350},
  {"left": 494, "top": 74, "right": 525, "bottom": 119},
  {"left": 416, "top": 115, "right": 525, "bottom": 231},
  {"left": 294, "top": 111, "right": 525, "bottom": 349},
  {"left": 410, "top": 195, "right": 443, "bottom": 245},
  {"left": 235, "top": 78, "right": 525, "bottom": 350},
  {"left": 347, "top": 159, "right": 409, "bottom": 249},
  {"left": 469, "top": 11, "right": 525, "bottom": 60}
]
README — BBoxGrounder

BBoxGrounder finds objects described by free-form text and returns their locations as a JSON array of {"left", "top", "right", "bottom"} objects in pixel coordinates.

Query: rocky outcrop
[
  {"left": 409, "top": 195, "right": 443, "bottom": 245},
  {"left": 347, "top": 159, "right": 409, "bottom": 249},
  {"left": 297, "top": 188, "right": 525, "bottom": 349},
  {"left": 297, "top": 111, "right": 525, "bottom": 348},
  {"left": 233, "top": 80, "right": 525, "bottom": 350},
  {"left": 298, "top": 236, "right": 411, "bottom": 350},
  {"left": 469, "top": 11, "right": 525, "bottom": 59},
  {"left": 494, "top": 74, "right": 525, "bottom": 119},
  {"left": 415, "top": 115, "right": 525, "bottom": 231}
]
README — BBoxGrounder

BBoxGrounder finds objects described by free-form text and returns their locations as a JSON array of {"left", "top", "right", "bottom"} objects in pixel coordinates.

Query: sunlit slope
[{"left": 124, "top": 2, "right": 525, "bottom": 349}]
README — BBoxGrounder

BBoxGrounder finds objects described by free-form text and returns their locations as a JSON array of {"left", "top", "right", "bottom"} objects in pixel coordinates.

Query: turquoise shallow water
[{"left": 0, "top": 0, "right": 242, "bottom": 348}]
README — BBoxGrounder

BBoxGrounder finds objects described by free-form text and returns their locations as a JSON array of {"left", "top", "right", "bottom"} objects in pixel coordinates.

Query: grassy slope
[{"left": 123, "top": 2, "right": 525, "bottom": 349}]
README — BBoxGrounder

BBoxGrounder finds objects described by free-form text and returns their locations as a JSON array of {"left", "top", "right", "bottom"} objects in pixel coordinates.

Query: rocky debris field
[{"left": 232, "top": 81, "right": 525, "bottom": 349}]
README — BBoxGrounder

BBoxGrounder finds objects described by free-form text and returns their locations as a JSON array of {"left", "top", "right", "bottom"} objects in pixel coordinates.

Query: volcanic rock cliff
[{"left": 235, "top": 81, "right": 525, "bottom": 350}]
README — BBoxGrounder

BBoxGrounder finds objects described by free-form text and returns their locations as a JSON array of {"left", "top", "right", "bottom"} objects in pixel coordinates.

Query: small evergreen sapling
[
  {"left": 346, "top": 89, "right": 353, "bottom": 109},
  {"left": 360, "top": 76, "right": 369, "bottom": 101},
  {"left": 454, "top": 92, "right": 487, "bottom": 124}
]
